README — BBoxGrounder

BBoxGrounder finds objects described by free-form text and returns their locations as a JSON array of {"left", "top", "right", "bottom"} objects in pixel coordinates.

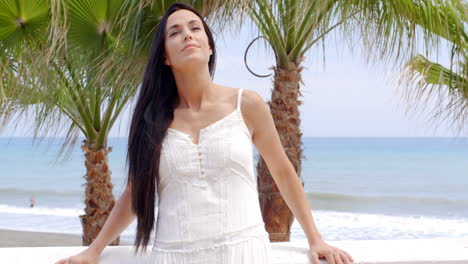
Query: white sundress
[{"left": 150, "top": 88, "right": 273, "bottom": 263}]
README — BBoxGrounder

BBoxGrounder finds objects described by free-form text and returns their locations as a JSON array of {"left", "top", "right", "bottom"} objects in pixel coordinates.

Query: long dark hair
[{"left": 126, "top": 2, "right": 217, "bottom": 254}]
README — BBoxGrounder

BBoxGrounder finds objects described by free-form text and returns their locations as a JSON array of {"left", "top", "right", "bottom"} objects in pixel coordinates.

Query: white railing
[{"left": 1, "top": 239, "right": 467, "bottom": 264}]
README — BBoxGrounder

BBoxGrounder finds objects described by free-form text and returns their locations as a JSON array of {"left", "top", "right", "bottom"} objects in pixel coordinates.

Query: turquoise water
[
  {"left": 0, "top": 137, "right": 467, "bottom": 243},
  {"left": 302, "top": 137, "right": 468, "bottom": 218}
]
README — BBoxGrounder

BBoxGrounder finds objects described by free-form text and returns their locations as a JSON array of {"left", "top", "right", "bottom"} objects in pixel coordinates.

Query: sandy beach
[
  {"left": 0, "top": 229, "right": 135, "bottom": 247},
  {"left": 0, "top": 229, "right": 82, "bottom": 247},
  {"left": 0, "top": 229, "right": 133, "bottom": 247}
]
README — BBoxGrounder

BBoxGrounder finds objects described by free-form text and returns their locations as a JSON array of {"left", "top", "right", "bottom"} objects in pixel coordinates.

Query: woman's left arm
[{"left": 242, "top": 90, "right": 354, "bottom": 264}]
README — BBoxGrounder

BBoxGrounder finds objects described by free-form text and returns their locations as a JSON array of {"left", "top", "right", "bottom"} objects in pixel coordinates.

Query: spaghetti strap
[{"left": 236, "top": 88, "right": 243, "bottom": 110}]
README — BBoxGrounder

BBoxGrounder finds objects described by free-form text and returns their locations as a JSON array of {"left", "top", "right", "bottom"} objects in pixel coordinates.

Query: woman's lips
[{"left": 182, "top": 44, "right": 199, "bottom": 52}]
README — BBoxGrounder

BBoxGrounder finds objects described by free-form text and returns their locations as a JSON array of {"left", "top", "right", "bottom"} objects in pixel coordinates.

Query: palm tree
[
  {"left": 0, "top": 0, "right": 244, "bottom": 246},
  {"left": 243, "top": 0, "right": 464, "bottom": 242},
  {"left": 400, "top": 1, "right": 467, "bottom": 133}
]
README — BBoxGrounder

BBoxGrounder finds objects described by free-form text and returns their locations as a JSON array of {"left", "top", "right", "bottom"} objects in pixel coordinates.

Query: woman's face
[{"left": 164, "top": 9, "right": 212, "bottom": 71}]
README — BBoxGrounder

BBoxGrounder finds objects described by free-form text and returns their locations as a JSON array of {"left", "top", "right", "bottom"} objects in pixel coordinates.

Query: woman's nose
[{"left": 184, "top": 31, "right": 193, "bottom": 41}]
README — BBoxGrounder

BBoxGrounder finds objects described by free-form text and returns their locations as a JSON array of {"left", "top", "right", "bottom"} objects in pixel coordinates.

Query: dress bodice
[{"left": 153, "top": 88, "right": 268, "bottom": 251}]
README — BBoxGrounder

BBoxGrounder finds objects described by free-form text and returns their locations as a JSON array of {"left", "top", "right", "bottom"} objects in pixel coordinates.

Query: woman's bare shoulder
[
  {"left": 239, "top": 89, "right": 266, "bottom": 113},
  {"left": 237, "top": 89, "right": 268, "bottom": 137},
  {"left": 217, "top": 85, "right": 266, "bottom": 114}
]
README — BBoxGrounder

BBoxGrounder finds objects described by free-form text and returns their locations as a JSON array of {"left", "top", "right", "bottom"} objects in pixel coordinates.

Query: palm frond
[
  {"left": 342, "top": 0, "right": 467, "bottom": 67},
  {"left": 401, "top": 53, "right": 468, "bottom": 133}
]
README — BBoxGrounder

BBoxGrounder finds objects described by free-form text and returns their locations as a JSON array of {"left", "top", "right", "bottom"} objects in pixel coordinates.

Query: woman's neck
[{"left": 172, "top": 67, "right": 214, "bottom": 111}]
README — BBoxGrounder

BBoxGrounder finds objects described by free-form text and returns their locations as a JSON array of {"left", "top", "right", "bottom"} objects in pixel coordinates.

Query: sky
[{"left": 0, "top": 18, "right": 463, "bottom": 138}]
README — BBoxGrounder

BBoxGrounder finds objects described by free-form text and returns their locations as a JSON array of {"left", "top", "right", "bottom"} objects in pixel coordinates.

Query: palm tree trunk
[
  {"left": 79, "top": 139, "right": 120, "bottom": 246},
  {"left": 257, "top": 63, "right": 305, "bottom": 242}
]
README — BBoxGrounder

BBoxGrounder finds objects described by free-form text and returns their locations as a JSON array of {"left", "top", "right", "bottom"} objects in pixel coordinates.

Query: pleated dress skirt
[{"left": 150, "top": 223, "right": 272, "bottom": 263}]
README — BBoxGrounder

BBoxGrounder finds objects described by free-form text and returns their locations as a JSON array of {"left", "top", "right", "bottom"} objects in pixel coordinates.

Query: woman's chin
[{"left": 174, "top": 58, "right": 209, "bottom": 70}]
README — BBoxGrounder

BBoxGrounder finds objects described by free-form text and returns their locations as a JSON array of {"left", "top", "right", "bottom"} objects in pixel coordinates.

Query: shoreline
[{"left": 0, "top": 229, "right": 132, "bottom": 247}]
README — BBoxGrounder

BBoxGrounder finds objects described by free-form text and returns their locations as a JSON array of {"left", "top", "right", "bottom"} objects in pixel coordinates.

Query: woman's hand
[
  {"left": 54, "top": 247, "right": 100, "bottom": 264},
  {"left": 309, "top": 239, "right": 354, "bottom": 264}
]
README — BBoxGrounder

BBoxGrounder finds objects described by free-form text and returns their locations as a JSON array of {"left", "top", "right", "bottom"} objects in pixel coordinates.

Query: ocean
[{"left": 1, "top": 137, "right": 467, "bottom": 244}]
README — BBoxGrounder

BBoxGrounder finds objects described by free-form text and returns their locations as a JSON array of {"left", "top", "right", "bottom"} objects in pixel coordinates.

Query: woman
[{"left": 55, "top": 2, "right": 354, "bottom": 264}]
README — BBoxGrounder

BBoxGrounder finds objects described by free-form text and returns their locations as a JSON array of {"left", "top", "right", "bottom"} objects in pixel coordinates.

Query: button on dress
[{"left": 150, "top": 88, "right": 273, "bottom": 263}]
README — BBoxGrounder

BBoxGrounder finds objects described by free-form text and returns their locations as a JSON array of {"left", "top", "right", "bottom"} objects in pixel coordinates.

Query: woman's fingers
[
  {"left": 330, "top": 246, "right": 354, "bottom": 263},
  {"left": 311, "top": 252, "right": 321, "bottom": 264},
  {"left": 338, "top": 248, "right": 354, "bottom": 263},
  {"left": 325, "top": 252, "right": 336, "bottom": 264},
  {"left": 339, "top": 251, "right": 350, "bottom": 264},
  {"left": 54, "top": 258, "right": 68, "bottom": 264},
  {"left": 334, "top": 252, "right": 344, "bottom": 264}
]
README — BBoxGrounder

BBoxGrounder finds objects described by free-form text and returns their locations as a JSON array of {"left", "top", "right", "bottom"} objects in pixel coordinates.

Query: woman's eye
[{"left": 170, "top": 28, "right": 198, "bottom": 37}]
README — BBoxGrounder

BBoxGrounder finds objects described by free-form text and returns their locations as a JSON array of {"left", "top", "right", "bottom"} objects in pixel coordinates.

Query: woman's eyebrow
[{"left": 167, "top": 20, "right": 200, "bottom": 32}]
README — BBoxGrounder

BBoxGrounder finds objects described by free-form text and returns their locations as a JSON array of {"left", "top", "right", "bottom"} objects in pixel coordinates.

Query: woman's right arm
[{"left": 55, "top": 183, "right": 136, "bottom": 264}]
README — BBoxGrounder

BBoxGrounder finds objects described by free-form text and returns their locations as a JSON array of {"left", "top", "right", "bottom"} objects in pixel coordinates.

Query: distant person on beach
[
  {"left": 29, "top": 195, "right": 35, "bottom": 208},
  {"left": 55, "top": 2, "right": 353, "bottom": 264}
]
